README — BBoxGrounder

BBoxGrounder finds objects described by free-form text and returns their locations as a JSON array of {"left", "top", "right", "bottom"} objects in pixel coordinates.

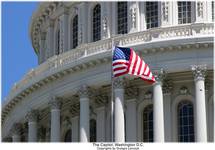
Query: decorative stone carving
[
  {"left": 153, "top": 68, "right": 166, "bottom": 84},
  {"left": 10, "top": 123, "right": 22, "bottom": 135},
  {"left": 197, "top": 2, "right": 203, "bottom": 18},
  {"left": 130, "top": 8, "right": 137, "bottom": 29},
  {"left": 25, "top": 109, "right": 38, "bottom": 122},
  {"left": 113, "top": 77, "right": 125, "bottom": 89},
  {"left": 162, "top": 2, "right": 169, "bottom": 21},
  {"left": 95, "top": 94, "right": 108, "bottom": 107},
  {"left": 78, "top": 85, "right": 91, "bottom": 98},
  {"left": 162, "top": 79, "right": 173, "bottom": 95},
  {"left": 125, "top": 86, "right": 138, "bottom": 99},
  {"left": 102, "top": 16, "right": 108, "bottom": 38},
  {"left": 70, "top": 103, "right": 80, "bottom": 117},
  {"left": 62, "top": 116, "right": 71, "bottom": 128},
  {"left": 191, "top": 65, "right": 207, "bottom": 81},
  {"left": 48, "top": 96, "right": 62, "bottom": 110},
  {"left": 59, "top": 19, "right": 64, "bottom": 53},
  {"left": 78, "top": 24, "right": 83, "bottom": 44},
  {"left": 179, "top": 86, "right": 190, "bottom": 95},
  {"left": 144, "top": 90, "right": 153, "bottom": 99}
]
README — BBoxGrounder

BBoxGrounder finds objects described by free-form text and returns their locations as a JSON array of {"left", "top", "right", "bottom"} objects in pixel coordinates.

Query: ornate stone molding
[
  {"left": 48, "top": 96, "right": 62, "bottom": 110},
  {"left": 162, "top": 2, "right": 169, "bottom": 21},
  {"left": 130, "top": 8, "right": 137, "bottom": 29},
  {"left": 162, "top": 79, "right": 173, "bottom": 95},
  {"left": 197, "top": 2, "right": 203, "bottom": 18},
  {"left": 125, "top": 86, "right": 138, "bottom": 99},
  {"left": 153, "top": 68, "right": 166, "bottom": 84},
  {"left": 70, "top": 103, "right": 80, "bottom": 117},
  {"left": 78, "top": 23, "right": 83, "bottom": 44},
  {"left": 191, "top": 65, "right": 207, "bottom": 81},
  {"left": 25, "top": 109, "right": 39, "bottom": 122},
  {"left": 94, "top": 94, "right": 108, "bottom": 107},
  {"left": 179, "top": 86, "right": 190, "bottom": 95},
  {"left": 102, "top": 16, "right": 108, "bottom": 38},
  {"left": 144, "top": 90, "right": 153, "bottom": 100},
  {"left": 78, "top": 84, "right": 91, "bottom": 98},
  {"left": 113, "top": 77, "right": 125, "bottom": 89},
  {"left": 10, "top": 123, "right": 22, "bottom": 136}
]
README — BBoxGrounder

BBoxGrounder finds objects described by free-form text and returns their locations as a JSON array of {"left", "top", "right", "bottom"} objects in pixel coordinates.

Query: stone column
[
  {"left": 163, "top": 80, "right": 173, "bottom": 142},
  {"left": 206, "top": 1, "right": 213, "bottom": 22},
  {"left": 78, "top": 85, "right": 90, "bottom": 142},
  {"left": 46, "top": 19, "right": 54, "bottom": 58},
  {"left": 128, "top": 2, "right": 140, "bottom": 33},
  {"left": 191, "top": 65, "right": 208, "bottom": 142},
  {"left": 113, "top": 77, "right": 125, "bottom": 142},
  {"left": 170, "top": 1, "right": 178, "bottom": 25},
  {"left": 49, "top": 97, "right": 62, "bottom": 142},
  {"left": 126, "top": 99, "right": 137, "bottom": 142},
  {"left": 153, "top": 69, "right": 165, "bottom": 142},
  {"left": 139, "top": 2, "right": 146, "bottom": 31},
  {"left": 96, "top": 106, "right": 106, "bottom": 142},
  {"left": 78, "top": 3, "right": 88, "bottom": 44},
  {"left": 10, "top": 123, "right": 22, "bottom": 142},
  {"left": 59, "top": 7, "right": 69, "bottom": 53},
  {"left": 101, "top": 2, "right": 111, "bottom": 39},
  {"left": 39, "top": 32, "right": 46, "bottom": 64},
  {"left": 25, "top": 109, "right": 38, "bottom": 142}
]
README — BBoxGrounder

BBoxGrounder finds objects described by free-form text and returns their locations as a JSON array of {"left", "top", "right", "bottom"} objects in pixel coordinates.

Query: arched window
[
  {"left": 178, "top": 101, "right": 194, "bottom": 142},
  {"left": 146, "top": 2, "right": 158, "bottom": 29},
  {"left": 90, "top": 119, "right": 96, "bottom": 142},
  {"left": 178, "top": 1, "right": 191, "bottom": 24},
  {"left": 117, "top": 2, "right": 128, "bottom": 34},
  {"left": 56, "top": 29, "right": 60, "bottom": 55},
  {"left": 143, "top": 105, "right": 153, "bottom": 142},
  {"left": 64, "top": 129, "right": 72, "bottom": 142},
  {"left": 93, "top": 4, "right": 101, "bottom": 42},
  {"left": 72, "top": 15, "right": 78, "bottom": 49}
]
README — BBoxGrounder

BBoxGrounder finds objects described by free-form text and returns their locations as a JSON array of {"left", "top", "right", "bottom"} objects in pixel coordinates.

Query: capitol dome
[{"left": 2, "top": 1, "right": 214, "bottom": 142}]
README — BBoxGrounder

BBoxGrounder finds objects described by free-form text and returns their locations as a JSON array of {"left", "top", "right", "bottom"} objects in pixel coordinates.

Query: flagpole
[{"left": 111, "top": 38, "right": 114, "bottom": 142}]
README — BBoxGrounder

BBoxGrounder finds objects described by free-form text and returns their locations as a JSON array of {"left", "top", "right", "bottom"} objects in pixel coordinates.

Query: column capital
[
  {"left": 113, "top": 77, "right": 125, "bottom": 89},
  {"left": 10, "top": 123, "right": 22, "bottom": 136},
  {"left": 25, "top": 109, "right": 38, "bottom": 122},
  {"left": 153, "top": 68, "right": 166, "bottom": 84},
  {"left": 78, "top": 85, "right": 91, "bottom": 98},
  {"left": 191, "top": 65, "right": 207, "bottom": 81},
  {"left": 48, "top": 96, "right": 62, "bottom": 110}
]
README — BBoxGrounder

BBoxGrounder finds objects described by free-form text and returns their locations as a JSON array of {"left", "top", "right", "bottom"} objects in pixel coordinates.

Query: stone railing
[{"left": 3, "top": 23, "right": 214, "bottom": 108}]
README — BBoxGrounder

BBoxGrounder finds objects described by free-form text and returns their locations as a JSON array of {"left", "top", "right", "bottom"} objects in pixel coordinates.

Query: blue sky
[{"left": 2, "top": 2, "right": 38, "bottom": 100}]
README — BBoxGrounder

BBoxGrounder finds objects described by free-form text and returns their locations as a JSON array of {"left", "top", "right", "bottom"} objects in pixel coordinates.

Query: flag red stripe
[{"left": 113, "top": 66, "right": 128, "bottom": 72}]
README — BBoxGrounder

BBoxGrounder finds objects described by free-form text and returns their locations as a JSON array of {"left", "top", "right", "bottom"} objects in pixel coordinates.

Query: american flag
[{"left": 112, "top": 46, "right": 155, "bottom": 83}]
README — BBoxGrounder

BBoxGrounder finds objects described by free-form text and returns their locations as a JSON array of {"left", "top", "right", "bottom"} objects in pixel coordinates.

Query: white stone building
[{"left": 1, "top": 1, "right": 214, "bottom": 142}]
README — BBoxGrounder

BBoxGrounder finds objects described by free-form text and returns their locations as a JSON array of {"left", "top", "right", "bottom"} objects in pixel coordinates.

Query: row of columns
[
  {"left": 113, "top": 66, "right": 209, "bottom": 142},
  {"left": 8, "top": 66, "right": 210, "bottom": 142}
]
